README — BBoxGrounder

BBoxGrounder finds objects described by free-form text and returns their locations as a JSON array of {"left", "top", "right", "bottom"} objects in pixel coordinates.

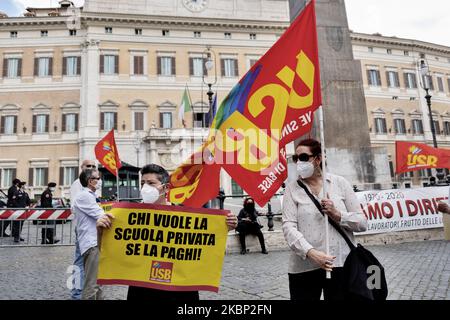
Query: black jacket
[
  {"left": 16, "top": 190, "right": 31, "bottom": 208},
  {"left": 7, "top": 185, "right": 19, "bottom": 208},
  {"left": 237, "top": 208, "right": 259, "bottom": 223},
  {"left": 40, "top": 189, "right": 53, "bottom": 208}
]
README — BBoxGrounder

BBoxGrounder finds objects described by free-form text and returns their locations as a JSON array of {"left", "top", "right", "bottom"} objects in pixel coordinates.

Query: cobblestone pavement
[{"left": 0, "top": 240, "right": 448, "bottom": 300}]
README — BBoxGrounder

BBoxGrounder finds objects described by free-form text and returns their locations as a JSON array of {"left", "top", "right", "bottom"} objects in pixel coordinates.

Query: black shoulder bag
[{"left": 297, "top": 180, "right": 388, "bottom": 301}]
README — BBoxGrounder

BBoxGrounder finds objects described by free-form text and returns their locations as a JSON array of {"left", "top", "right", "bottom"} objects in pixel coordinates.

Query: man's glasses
[
  {"left": 292, "top": 153, "right": 315, "bottom": 163},
  {"left": 85, "top": 165, "right": 96, "bottom": 169}
]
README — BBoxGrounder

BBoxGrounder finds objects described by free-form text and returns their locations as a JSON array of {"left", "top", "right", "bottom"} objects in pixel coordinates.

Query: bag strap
[{"left": 296, "top": 180, "right": 356, "bottom": 250}]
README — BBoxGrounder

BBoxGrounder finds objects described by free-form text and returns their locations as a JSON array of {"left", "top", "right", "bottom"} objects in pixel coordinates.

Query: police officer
[
  {"left": 1, "top": 178, "right": 21, "bottom": 237},
  {"left": 40, "top": 182, "right": 60, "bottom": 244},
  {"left": 12, "top": 182, "right": 31, "bottom": 242}
]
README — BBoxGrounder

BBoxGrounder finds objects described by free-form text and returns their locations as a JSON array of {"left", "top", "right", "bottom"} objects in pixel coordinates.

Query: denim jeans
[{"left": 70, "top": 234, "right": 85, "bottom": 300}]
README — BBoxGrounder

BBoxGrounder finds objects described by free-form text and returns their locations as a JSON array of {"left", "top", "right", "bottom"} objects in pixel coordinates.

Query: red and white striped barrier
[{"left": 0, "top": 209, "right": 73, "bottom": 220}]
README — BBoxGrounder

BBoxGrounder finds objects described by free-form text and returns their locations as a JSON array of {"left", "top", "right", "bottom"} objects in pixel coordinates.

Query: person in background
[
  {"left": 40, "top": 182, "right": 60, "bottom": 244},
  {"left": 12, "top": 181, "right": 31, "bottom": 242},
  {"left": 70, "top": 159, "right": 97, "bottom": 300},
  {"left": 1, "top": 178, "right": 21, "bottom": 237},
  {"left": 96, "top": 163, "right": 238, "bottom": 301},
  {"left": 237, "top": 197, "right": 268, "bottom": 255},
  {"left": 72, "top": 168, "right": 106, "bottom": 300},
  {"left": 282, "top": 138, "right": 368, "bottom": 301}
]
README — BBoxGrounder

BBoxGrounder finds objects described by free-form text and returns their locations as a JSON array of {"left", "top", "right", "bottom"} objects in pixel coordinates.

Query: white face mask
[
  {"left": 49, "top": 187, "right": 56, "bottom": 192},
  {"left": 297, "top": 161, "right": 315, "bottom": 179},
  {"left": 141, "top": 184, "right": 161, "bottom": 204},
  {"left": 95, "top": 179, "right": 102, "bottom": 191}
]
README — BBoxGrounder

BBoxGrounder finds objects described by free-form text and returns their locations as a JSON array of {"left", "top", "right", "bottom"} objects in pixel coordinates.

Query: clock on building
[{"left": 182, "top": 0, "right": 209, "bottom": 12}]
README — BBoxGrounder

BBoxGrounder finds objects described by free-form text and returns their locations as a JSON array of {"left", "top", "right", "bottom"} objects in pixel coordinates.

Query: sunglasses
[
  {"left": 293, "top": 153, "right": 316, "bottom": 163},
  {"left": 90, "top": 177, "right": 101, "bottom": 180},
  {"left": 85, "top": 165, "right": 97, "bottom": 168}
]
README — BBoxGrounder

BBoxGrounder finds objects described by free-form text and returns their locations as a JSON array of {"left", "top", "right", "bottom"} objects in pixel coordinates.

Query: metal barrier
[
  {"left": 213, "top": 193, "right": 284, "bottom": 231},
  {"left": 0, "top": 208, "right": 74, "bottom": 247}
]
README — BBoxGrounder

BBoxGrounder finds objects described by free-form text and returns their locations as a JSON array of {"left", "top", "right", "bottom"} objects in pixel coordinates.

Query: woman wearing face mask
[
  {"left": 282, "top": 138, "right": 368, "bottom": 301},
  {"left": 97, "top": 163, "right": 238, "bottom": 301},
  {"left": 236, "top": 197, "right": 268, "bottom": 255}
]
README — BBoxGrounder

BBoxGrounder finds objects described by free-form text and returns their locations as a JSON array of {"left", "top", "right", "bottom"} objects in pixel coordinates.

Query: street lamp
[
  {"left": 202, "top": 46, "right": 217, "bottom": 128},
  {"left": 133, "top": 132, "right": 141, "bottom": 168},
  {"left": 418, "top": 58, "right": 445, "bottom": 183}
]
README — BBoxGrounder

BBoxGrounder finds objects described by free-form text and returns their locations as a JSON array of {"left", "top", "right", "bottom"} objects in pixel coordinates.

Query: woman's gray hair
[{"left": 79, "top": 168, "right": 99, "bottom": 187}]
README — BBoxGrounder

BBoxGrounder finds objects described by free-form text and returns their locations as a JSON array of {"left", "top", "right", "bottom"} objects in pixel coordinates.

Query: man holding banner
[{"left": 96, "top": 164, "right": 238, "bottom": 301}]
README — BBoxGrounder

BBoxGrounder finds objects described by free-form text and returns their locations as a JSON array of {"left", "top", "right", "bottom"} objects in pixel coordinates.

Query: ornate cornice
[
  {"left": 350, "top": 32, "right": 450, "bottom": 55},
  {"left": 0, "top": 12, "right": 288, "bottom": 31}
]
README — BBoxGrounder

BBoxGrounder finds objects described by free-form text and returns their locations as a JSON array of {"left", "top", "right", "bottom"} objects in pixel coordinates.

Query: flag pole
[
  {"left": 319, "top": 105, "right": 331, "bottom": 279},
  {"left": 116, "top": 168, "right": 120, "bottom": 202}
]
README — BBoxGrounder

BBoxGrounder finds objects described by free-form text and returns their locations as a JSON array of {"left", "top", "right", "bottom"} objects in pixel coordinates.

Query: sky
[{"left": 1, "top": 0, "right": 450, "bottom": 47}]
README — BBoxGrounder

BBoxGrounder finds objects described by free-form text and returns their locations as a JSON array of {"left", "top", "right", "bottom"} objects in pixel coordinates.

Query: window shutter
[
  {"left": 429, "top": 76, "right": 434, "bottom": 90},
  {"left": 13, "top": 116, "right": 17, "bottom": 134},
  {"left": 114, "top": 112, "right": 117, "bottom": 130},
  {"left": 77, "top": 57, "right": 81, "bottom": 75},
  {"left": 17, "top": 58, "right": 22, "bottom": 77},
  {"left": 2, "top": 59, "right": 7, "bottom": 77},
  {"left": 448, "top": 79, "right": 450, "bottom": 92},
  {"left": 99, "top": 55, "right": 104, "bottom": 73},
  {"left": 59, "top": 167, "right": 64, "bottom": 185},
  {"left": 62, "top": 114, "right": 66, "bottom": 132},
  {"left": 74, "top": 167, "right": 79, "bottom": 180},
  {"left": 189, "top": 58, "right": 193, "bottom": 76},
  {"left": 412, "top": 74, "right": 417, "bottom": 88},
  {"left": 29, "top": 168, "right": 34, "bottom": 186},
  {"left": 233, "top": 59, "right": 238, "bottom": 77},
  {"left": 100, "top": 112, "right": 105, "bottom": 130},
  {"left": 62, "top": 57, "right": 67, "bottom": 76},
  {"left": 48, "top": 57, "right": 53, "bottom": 76},
  {"left": 114, "top": 55, "right": 119, "bottom": 74},
  {"left": 386, "top": 71, "right": 391, "bottom": 87},
  {"left": 45, "top": 115, "right": 49, "bottom": 132},
  {"left": 367, "top": 70, "right": 372, "bottom": 86},
  {"left": 395, "top": 73, "right": 400, "bottom": 87},
  {"left": 221, "top": 59, "right": 225, "bottom": 76},
  {"left": 134, "top": 56, "right": 138, "bottom": 75},
  {"left": 44, "top": 168, "right": 48, "bottom": 186},
  {"left": 75, "top": 114, "right": 79, "bottom": 131},
  {"left": 403, "top": 73, "right": 408, "bottom": 88},
  {"left": 376, "top": 71, "right": 381, "bottom": 86},
  {"left": 157, "top": 57, "right": 161, "bottom": 75},
  {"left": 0, "top": 116, "right": 4, "bottom": 134},
  {"left": 171, "top": 57, "right": 176, "bottom": 75},
  {"left": 159, "top": 113, "right": 163, "bottom": 128},
  {"left": 135, "top": 112, "right": 143, "bottom": 130},
  {"left": 34, "top": 58, "right": 39, "bottom": 76},
  {"left": 32, "top": 115, "right": 36, "bottom": 133}
]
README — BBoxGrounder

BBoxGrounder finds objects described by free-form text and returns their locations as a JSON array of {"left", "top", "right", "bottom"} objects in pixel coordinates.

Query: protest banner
[
  {"left": 97, "top": 202, "right": 230, "bottom": 292},
  {"left": 355, "top": 186, "right": 448, "bottom": 235}
]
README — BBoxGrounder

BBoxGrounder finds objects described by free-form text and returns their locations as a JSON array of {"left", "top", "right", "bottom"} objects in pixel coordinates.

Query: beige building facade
[
  {"left": 352, "top": 32, "right": 450, "bottom": 188},
  {"left": 0, "top": 0, "right": 449, "bottom": 200}
]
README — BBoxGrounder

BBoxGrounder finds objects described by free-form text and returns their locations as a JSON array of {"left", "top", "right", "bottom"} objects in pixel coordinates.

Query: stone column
[
  {"left": 289, "top": 0, "right": 391, "bottom": 189},
  {"left": 79, "top": 39, "right": 100, "bottom": 161}
]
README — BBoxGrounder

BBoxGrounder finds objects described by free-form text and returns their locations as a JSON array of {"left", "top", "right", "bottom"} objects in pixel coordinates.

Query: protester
[
  {"left": 1, "top": 178, "right": 21, "bottom": 237},
  {"left": 39, "top": 182, "right": 60, "bottom": 244},
  {"left": 72, "top": 168, "right": 106, "bottom": 300},
  {"left": 282, "top": 138, "right": 368, "bottom": 301},
  {"left": 96, "top": 163, "right": 238, "bottom": 301},
  {"left": 12, "top": 181, "right": 31, "bottom": 242},
  {"left": 237, "top": 197, "right": 268, "bottom": 255},
  {"left": 70, "top": 160, "right": 97, "bottom": 300}
]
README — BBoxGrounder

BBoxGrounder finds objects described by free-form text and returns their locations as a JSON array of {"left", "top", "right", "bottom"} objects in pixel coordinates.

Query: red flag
[
  {"left": 169, "top": 142, "right": 220, "bottom": 207},
  {"left": 169, "top": 0, "right": 321, "bottom": 207},
  {"left": 395, "top": 141, "right": 450, "bottom": 174},
  {"left": 95, "top": 129, "right": 122, "bottom": 177}
]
